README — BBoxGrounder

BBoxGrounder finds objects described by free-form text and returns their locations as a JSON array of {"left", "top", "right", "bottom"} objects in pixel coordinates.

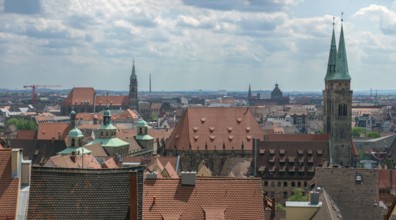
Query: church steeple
[
  {"left": 248, "top": 84, "right": 252, "bottom": 100},
  {"left": 325, "top": 17, "right": 337, "bottom": 81},
  {"left": 129, "top": 59, "right": 138, "bottom": 110},
  {"left": 323, "top": 14, "right": 354, "bottom": 167},
  {"left": 334, "top": 21, "right": 351, "bottom": 81}
]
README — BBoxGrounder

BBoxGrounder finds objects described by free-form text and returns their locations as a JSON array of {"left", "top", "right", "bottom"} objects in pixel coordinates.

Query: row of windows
[
  {"left": 265, "top": 190, "right": 307, "bottom": 199},
  {"left": 264, "top": 180, "right": 308, "bottom": 188}
]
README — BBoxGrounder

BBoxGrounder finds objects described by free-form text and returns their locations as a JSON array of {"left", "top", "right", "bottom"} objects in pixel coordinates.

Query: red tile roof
[
  {"left": 44, "top": 154, "right": 102, "bottom": 169},
  {"left": 143, "top": 177, "right": 265, "bottom": 219},
  {"left": 113, "top": 109, "right": 139, "bottom": 120},
  {"left": 378, "top": 169, "right": 396, "bottom": 189},
  {"left": 264, "top": 134, "right": 329, "bottom": 141},
  {"left": 16, "top": 130, "right": 36, "bottom": 140},
  {"left": 64, "top": 87, "right": 95, "bottom": 105},
  {"left": 76, "top": 113, "right": 103, "bottom": 121},
  {"left": 37, "top": 123, "right": 70, "bottom": 140},
  {"left": 166, "top": 107, "right": 264, "bottom": 151},
  {"left": 102, "top": 157, "right": 118, "bottom": 169},
  {"left": 0, "top": 149, "right": 19, "bottom": 219},
  {"left": 95, "top": 96, "right": 128, "bottom": 107}
]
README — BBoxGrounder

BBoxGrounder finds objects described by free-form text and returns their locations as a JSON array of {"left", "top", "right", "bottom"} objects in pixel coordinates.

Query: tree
[
  {"left": 6, "top": 118, "right": 37, "bottom": 130},
  {"left": 150, "top": 112, "right": 158, "bottom": 121},
  {"left": 288, "top": 188, "right": 307, "bottom": 201},
  {"left": 367, "top": 131, "right": 380, "bottom": 138},
  {"left": 352, "top": 127, "right": 366, "bottom": 137},
  {"left": 275, "top": 203, "right": 285, "bottom": 211}
]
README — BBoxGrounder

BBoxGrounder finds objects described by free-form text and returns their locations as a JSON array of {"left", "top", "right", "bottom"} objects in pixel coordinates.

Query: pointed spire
[
  {"left": 334, "top": 16, "right": 351, "bottom": 80},
  {"left": 248, "top": 83, "right": 252, "bottom": 100},
  {"left": 130, "top": 58, "right": 137, "bottom": 81},
  {"left": 325, "top": 17, "right": 337, "bottom": 81}
]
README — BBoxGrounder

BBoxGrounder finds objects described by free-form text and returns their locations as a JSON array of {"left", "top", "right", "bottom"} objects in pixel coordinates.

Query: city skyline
[{"left": 1, "top": 0, "right": 396, "bottom": 91}]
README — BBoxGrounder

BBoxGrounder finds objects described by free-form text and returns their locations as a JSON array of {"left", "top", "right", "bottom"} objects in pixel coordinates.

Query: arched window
[
  {"left": 343, "top": 104, "right": 347, "bottom": 116},
  {"left": 338, "top": 104, "right": 342, "bottom": 116},
  {"left": 71, "top": 138, "right": 75, "bottom": 147}
]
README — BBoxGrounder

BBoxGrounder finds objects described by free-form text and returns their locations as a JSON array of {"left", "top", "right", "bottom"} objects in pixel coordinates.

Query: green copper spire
[
  {"left": 331, "top": 17, "right": 351, "bottom": 81},
  {"left": 325, "top": 18, "right": 337, "bottom": 81},
  {"left": 130, "top": 59, "right": 137, "bottom": 81}
]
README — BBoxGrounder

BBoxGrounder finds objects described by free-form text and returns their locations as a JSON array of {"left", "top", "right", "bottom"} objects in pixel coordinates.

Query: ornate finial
[
  {"left": 341, "top": 12, "right": 344, "bottom": 22},
  {"left": 132, "top": 57, "right": 135, "bottom": 65},
  {"left": 333, "top": 17, "right": 335, "bottom": 26}
]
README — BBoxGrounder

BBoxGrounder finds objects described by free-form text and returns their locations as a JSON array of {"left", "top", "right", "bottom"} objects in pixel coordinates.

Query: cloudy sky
[{"left": 0, "top": 0, "right": 395, "bottom": 92}]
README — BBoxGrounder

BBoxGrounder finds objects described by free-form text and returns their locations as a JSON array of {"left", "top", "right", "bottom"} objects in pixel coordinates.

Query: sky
[{"left": 0, "top": 0, "right": 396, "bottom": 92}]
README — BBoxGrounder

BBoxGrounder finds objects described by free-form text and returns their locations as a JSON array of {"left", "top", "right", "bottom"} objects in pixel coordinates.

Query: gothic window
[
  {"left": 343, "top": 104, "right": 347, "bottom": 116},
  {"left": 338, "top": 104, "right": 342, "bottom": 116}
]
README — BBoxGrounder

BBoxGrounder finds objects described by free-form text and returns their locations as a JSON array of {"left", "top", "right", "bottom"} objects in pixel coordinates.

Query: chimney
[
  {"left": 181, "top": 171, "right": 196, "bottom": 186},
  {"left": 11, "top": 149, "right": 21, "bottom": 178},
  {"left": 310, "top": 191, "right": 320, "bottom": 205},
  {"left": 146, "top": 172, "right": 157, "bottom": 180},
  {"left": 21, "top": 159, "right": 32, "bottom": 187},
  {"left": 70, "top": 151, "right": 76, "bottom": 163}
]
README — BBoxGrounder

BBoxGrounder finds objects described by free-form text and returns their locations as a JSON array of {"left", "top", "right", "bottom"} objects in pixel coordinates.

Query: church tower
[
  {"left": 129, "top": 59, "right": 138, "bottom": 110},
  {"left": 323, "top": 18, "right": 353, "bottom": 167}
]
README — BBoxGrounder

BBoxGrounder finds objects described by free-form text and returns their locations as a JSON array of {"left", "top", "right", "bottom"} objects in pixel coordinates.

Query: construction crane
[{"left": 23, "top": 85, "right": 61, "bottom": 104}]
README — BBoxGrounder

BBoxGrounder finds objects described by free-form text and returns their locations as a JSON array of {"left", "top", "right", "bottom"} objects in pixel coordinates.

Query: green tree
[
  {"left": 150, "top": 112, "right": 158, "bottom": 121},
  {"left": 367, "top": 131, "right": 380, "bottom": 138},
  {"left": 275, "top": 203, "right": 285, "bottom": 211},
  {"left": 352, "top": 127, "right": 366, "bottom": 137},
  {"left": 6, "top": 118, "right": 37, "bottom": 130},
  {"left": 288, "top": 188, "right": 307, "bottom": 201}
]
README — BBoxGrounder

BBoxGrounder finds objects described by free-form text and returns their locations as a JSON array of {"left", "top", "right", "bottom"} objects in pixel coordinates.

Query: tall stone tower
[
  {"left": 129, "top": 60, "right": 138, "bottom": 110},
  {"left": 323, "top": 20, "right": 353, "bottom": 167}
]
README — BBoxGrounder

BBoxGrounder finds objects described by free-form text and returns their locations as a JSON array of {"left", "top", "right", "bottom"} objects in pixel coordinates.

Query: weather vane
[
  {"left": 341, "top": 12, "right": 344, "bottom": 22},
  {"left": 333, "top": 16, "right": 335, "bottom": 26}
]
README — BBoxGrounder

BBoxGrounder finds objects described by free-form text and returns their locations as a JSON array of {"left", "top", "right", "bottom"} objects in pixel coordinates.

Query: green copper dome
[
  {"left": 68, "top": 127, "right": 83, "bottom": 138},
  {"left": 136, "top": 119, "right": 148, "bottom": 127}
]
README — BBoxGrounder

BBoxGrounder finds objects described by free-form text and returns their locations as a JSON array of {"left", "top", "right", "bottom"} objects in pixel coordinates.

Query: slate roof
[
  {"left": 0, "top": 149, "right": 19, "bottom": 220},
  {"left": 28, "top": 166, "right": 144, "bottom": 219},
  {"left": 9, "top": 139, "right": 67, "bottom": 165},
  {"left": 143, "top": 177, "right": 265, "bottom": 219},
  {"left": 166, "top": 107, "right": 264, "bottom": 151}
]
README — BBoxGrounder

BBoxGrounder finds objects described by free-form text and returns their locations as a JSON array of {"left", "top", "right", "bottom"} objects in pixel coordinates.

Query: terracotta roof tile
[
  {"left": 264, "top": 134, "right": 329, "bottom": 141},
  {"left": 143, "top": 177, "right": 265, "bottom": 219},
  {"left": 378, "top": 169, "right": 396, "bottom": 189},
  {"left": 44, "top": 154, "right": 102, "bottom": 169},
  {"left": 64, "top": 87, "right": 95, "bottom": 105},
  {"left": 95, "top": 96, "right": 128, "bottom": 106},
  {"left": 0, "top": 149, "right": 19, "bottom": 219},
  {"left": 37, "top": 123, "right": 70, "bottom": 140},
  {"left": 16, "top": 130, "right": 36, "bottom": 140},
  {"left": 102, "top": 157, "right": 119, "bottom": 169},
  {"left": 84, "top": 143, "right": 108, "bottom": 157},
  {"left": 166, "top": 107, "right": 264, "bottom": 151}
]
